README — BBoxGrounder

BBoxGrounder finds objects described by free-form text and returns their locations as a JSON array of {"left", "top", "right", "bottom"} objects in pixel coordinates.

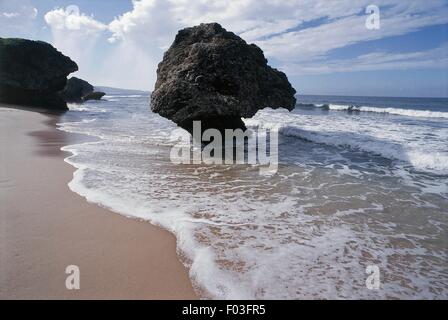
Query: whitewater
[{"left": 58, "top": 93, "right": 448, "bottom": 299}]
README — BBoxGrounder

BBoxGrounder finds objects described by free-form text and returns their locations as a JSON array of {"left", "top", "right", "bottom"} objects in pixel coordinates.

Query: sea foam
[
  {"left": 56, "top": 94, "right": 448, "bottom": 299},
  {"left": 246, "top": 108, "right": 448, "bottom": 174},
  {"left": 327, "top": 104, "right": 448, "bottom": 119}
]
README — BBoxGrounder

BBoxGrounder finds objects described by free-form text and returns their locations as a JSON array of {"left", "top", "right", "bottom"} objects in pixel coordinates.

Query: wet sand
[{"left": 0, "top": 105, "right": 197, "bottom": 299}]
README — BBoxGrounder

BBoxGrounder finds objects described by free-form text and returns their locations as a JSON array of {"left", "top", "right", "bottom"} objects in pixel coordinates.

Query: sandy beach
[{"left": 0, "top": 105, "right": 197, "bottom": 299}]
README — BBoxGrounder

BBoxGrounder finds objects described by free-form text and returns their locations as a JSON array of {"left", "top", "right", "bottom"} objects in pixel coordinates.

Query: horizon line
[{"left": 95, "top": 84, "right": 448, "bottom": 100}]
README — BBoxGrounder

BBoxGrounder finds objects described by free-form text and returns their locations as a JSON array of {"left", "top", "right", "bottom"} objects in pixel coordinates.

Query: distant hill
[{"left": 94, "top": 86, "right": 150, "bottom": 95}]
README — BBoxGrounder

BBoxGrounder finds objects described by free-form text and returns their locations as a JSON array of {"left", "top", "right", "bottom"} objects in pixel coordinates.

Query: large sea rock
[
  {"left": 150, "top": 23, "right": 296, "bottom": 134},
  {"left": 0, "top": 38, "right": 78, "bottom": 110},
  {"left": 59, "top": 77, "right": 106, "bottom": 103}
]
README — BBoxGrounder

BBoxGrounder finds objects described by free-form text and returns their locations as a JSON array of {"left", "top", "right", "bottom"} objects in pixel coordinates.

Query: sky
[{"left": 1, "top": 0, "right": 447, "bottom": 97}]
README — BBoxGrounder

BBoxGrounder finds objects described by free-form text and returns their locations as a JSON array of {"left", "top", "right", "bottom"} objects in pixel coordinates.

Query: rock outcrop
[
  {"left": 0, "top": 38, "right": 78, "bottom": 110},
  {"left": 59, "top": 77, "right": 105, "bottom": 103},
  {"left": 150, "top": 23, "right": 296, "bottom": 134},
  {"left": 82, "top": 91, "right": 105, "bottom": 101},
  {"left": 59, "top": 77, "right": 93, "bottom": 102}
]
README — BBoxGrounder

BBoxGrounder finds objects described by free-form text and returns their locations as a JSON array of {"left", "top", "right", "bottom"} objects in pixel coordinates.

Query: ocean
[{"left": 58, "top": 92, "right": 448, "bottom": 299}]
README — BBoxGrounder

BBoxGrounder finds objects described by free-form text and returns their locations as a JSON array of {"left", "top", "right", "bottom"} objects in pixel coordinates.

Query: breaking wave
[{"left": 297, "top": 103, "right": 448, "bottom": 119}]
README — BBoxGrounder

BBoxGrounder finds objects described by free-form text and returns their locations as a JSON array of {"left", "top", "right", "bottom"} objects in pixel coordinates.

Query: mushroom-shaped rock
[{"left": 150, "top": 23, "right": 296, "bottom": 134}]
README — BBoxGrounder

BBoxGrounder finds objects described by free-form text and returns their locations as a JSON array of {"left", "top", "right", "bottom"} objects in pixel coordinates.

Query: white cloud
[
  {"left": 100, "top": 0, "right": 373, "bottom": 89},
  {"left": 44, "top": 7, "right": 107, "bottom": 34},
  {"left": 2, "top": 12, "right": 20, "bottom": 18},
  {"left": 36, "top": 0, "right": 448, "bottom": 90},
  {"left": 0, "top": 0, "right": 38, "bottom": 37},
  {"left": 0, "top": 4, "right": 37, "bottom": 19},
  {"left": 103, "top": 0, "right": 448, "bottom": 90},
  {"left": 43, "top": 7, "right": 108, "bottom": 84},
  {"left": 284, "top": 44, "right": 448, "bottom": 75},
  {"left": 257, "top": 1, "right": 448, "bottom": 62},
  {"left": 31, "top": 7, "right": 38, "bottom": 18}
]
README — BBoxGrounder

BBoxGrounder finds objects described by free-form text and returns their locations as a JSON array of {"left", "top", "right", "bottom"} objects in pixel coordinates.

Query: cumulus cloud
[
  {"left": 105, "top": 0, "right": 184, "bottom": 88},
  {"left": 43, "top": 7, "right": 108, "bottom": 83},
  {"left": 37, "top": 0, "right": 448, "bottom": 90},
  {"left": 100, "top": 0, "right": 374, "bottom": 88},
  {"left": 44, "top": 7, "right": 107, "bottom": 34},
  {"left": 106, "top": 0, "right": 374, "bottom": 46}
]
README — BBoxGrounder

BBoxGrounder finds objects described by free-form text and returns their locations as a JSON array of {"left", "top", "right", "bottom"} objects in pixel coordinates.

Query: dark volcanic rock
[
  {"left": 150, "top": 22, "right": 296, "bottom": 134},
  {"left": 82, "top": 91, "right": 105, "bottom": 101},
  {"left": 0, "top": 38, "right": 78, "bottom": 110},
  {"left": 59, "top": 77, "right": 106, "bottom": 103},
  {"left": 59, "top": 77, "right": 94, "bottom": 102}
]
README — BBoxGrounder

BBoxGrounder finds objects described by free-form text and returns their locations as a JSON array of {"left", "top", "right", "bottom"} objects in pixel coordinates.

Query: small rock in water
[
  {"left": 59, "top": 77, "right": 93, "bottom": 103},
  {"left": 150, "top": 23, "right": 296, "bottom": 134},
  {"left": 60, "top": 77, "right": 105, "bottom": 103},
  {"left": 82, "top": 91, "right": 105, "bottom": 101}
]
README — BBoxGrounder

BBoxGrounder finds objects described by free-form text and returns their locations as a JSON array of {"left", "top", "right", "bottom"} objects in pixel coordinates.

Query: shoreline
[{"left": 0, "top": 105, "right": 197, "bottom": 299}]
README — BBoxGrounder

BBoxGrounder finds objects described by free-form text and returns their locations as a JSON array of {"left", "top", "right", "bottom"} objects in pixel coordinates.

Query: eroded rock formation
[
  {"left": 150, "top": 23, "right": 296, "bottom": 134},
  {"left": 0, "top": 38, "right": 78, "bottom": 110},
  {"left": 59, "top": 77, "right": 105, "bottom": 103}
]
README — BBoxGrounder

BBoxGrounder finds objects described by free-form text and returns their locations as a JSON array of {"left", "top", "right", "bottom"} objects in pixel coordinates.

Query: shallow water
[{"left": 59, "top": 93, "right": 448, "bottom": 299}]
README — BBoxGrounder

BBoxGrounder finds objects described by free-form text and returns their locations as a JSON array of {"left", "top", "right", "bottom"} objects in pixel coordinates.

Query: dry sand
[{"left": 0, "top": 105, "right": 197, "bottom": 299}]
